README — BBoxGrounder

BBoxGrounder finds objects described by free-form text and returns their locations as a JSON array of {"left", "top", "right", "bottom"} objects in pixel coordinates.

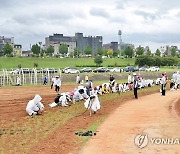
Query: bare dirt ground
[
  {"left": 1, "top": 84, "right": 179, "bottom": 154},
  {"left": 0, "top": 85, "right": 74, "bottom": 127},
  {"left": 80, "top": 90, "right": 180, "bottom": 154},
  {"left": 0, "top": 84, "right": 159, "bottom": 154}
]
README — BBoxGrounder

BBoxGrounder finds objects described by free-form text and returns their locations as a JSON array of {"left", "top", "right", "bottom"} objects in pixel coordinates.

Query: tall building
[
  {"left": 0, "top": 36, "right": 14, "bottom": 51},
  {"left": 45, "top": 33, "right": 103, "bottom": 56},
  {"left": 75, "top": 33, "right": 102, "bottom": 55},
  {"left": 103, "top": 42, "right": 118, "bottom": 51},
  {"left": 13, "top": 44, "right": 22, "bottom": 57},
  {"left": 45, "top": 34, "right": 76, "bottom": 55}
]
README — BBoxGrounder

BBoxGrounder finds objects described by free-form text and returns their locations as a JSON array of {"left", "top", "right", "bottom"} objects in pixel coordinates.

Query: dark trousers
[
  {"left": 51, "top": 82, "right": 53, "bottom": 89},
  {"left": 161, "top": 84, "right": 165, "bottom": 96},
  {"left": 43, "top": 81, "right": 47, "bottom": 85},
  {"left": 55, "top": 85, "right": 60, "bottom": 93},
  {"left": 134, "top": 88, "right": 138, "bottom": 99}
]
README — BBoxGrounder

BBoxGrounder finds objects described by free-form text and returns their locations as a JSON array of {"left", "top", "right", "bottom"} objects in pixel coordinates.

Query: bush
[
  {"left": 34, "top": 63, "right": 38, "bottom": 68},
  {"left": 135, "top": 56, "right": 178, "bottom": 66},
  {"left": 94, "top": 56, "right": 103, "bottom": 66}
]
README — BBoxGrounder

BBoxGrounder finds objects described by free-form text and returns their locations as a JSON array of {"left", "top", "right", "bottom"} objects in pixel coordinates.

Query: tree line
[
  {"left": 135, "top": 56, "right": 179, "bottom": 67},
  {"left": 0, "top": 43, "right": 180, "bottom": 59}
]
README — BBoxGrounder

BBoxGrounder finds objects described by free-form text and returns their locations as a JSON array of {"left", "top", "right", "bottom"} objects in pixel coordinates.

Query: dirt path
[{"left": 80, "top": 90, "right": 180, "bottom": 154}]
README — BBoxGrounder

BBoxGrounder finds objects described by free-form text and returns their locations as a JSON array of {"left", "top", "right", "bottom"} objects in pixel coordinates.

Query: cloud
[
  {"left": 89, "top": 7, "right": 110, "bottom": 18},
  {"left": 0, "top": 0, "right": 180, "bottom": 50},
  {"left": 134, "top": 10, "right": 157, "bottom": 21}
]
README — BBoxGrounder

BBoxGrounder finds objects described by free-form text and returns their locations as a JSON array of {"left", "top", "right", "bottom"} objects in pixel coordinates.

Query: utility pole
[
  {"left": 39, "top": 42, "right": 42, "bottom": 57},
  {"left": 118, "top": 30, "right": 122, "bottom": 58}
]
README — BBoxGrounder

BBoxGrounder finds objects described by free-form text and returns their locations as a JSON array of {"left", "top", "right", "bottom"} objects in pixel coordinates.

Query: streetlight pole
[
  {"left": 39, "top": 42, "right": 42, "bottom": 57},
  {"left": 118, "top": 30, "right": 122, "bottom": 58}
]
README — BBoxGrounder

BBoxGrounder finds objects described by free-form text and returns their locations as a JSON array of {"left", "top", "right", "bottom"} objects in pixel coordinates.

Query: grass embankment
[
  {"left": 0, "top": 57, "right": 135, "bottom": 69},
  {"left": 0, "top": 85, "right": 160, "bottom": 153}
]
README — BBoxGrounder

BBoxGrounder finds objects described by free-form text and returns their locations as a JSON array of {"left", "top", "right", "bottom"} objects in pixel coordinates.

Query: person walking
[
  {"left": 51, "top": 76, "right": 55, "bottom": 89},
  {"left": 161, "top": 73, "right": 166, "bottom": 96},
  {"left": 54, "top": 76, "right": 61, "bottom": 93},
  {"left": 43, "top": 75, "right": 48, "bottom": 85},
  {"left": 133, "top": 73, "right": 138, "bottom": 99}
]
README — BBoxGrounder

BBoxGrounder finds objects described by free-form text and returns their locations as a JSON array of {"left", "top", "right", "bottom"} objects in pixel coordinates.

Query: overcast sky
[{"left": 0, "top": 0, "right": 180, "bottom": 51}]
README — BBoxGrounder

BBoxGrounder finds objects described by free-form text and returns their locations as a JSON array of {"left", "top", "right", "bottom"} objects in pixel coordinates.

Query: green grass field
[{"left": 0, "top": 57, "right": 135, "bottom": 69}]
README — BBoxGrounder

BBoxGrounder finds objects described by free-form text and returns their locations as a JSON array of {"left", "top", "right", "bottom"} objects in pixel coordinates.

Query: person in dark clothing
[
  {"left": 43, "top": 75, "right": 48, "bottom": 85},
  {"left": 109, "top": 75, "right": 115, "bottom": 92},
  {"left": 133, "top": 73, "right": 138, "bottom": 99},
  {"left": 161, "top": 73, "right": 166, "bottom": 96}
]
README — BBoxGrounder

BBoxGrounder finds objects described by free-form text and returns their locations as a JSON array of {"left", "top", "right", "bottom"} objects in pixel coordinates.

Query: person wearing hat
[{"left": 133, "top": 73, "right": 138, "bottom": 99}]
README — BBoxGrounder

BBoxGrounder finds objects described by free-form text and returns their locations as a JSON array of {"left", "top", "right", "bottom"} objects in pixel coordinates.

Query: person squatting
[{"left": 26, "top": 74, "right": 157, "bottom": 117}]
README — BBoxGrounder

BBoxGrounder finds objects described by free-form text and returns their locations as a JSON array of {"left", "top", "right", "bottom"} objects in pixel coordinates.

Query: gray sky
[{"left": 0, "top": 0, "right": 180, "bottom": 51}]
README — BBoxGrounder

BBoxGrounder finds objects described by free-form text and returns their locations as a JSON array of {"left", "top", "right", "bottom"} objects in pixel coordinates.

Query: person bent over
[{"left": 26, "top": 94, "right": 44, "bottom": 117}]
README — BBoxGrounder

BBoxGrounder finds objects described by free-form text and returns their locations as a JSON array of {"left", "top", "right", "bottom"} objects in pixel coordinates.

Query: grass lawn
[
  {"left": 0, "top": 57, "right": 135, "bottom": 69},
  {"left": 160, "top": 66, "right": 179, "bottom": 72}
]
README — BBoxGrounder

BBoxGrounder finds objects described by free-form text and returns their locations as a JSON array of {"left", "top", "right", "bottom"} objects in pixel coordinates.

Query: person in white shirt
[
  {"left": 76, "top": 74, "right": 80, "bottom": 85},
  {"left": 16, "top": 76, "right": 21, "bottom": 86},
  {"left": 73, "top": 88, "right": 88, "bottom": 103},
  {"left": 128, "top": 74, "right": 132, "bottom": 84},
  {"left": 51, "top": 76, "right": 56, "bottom": 89},
  {"left": 176, "top": 71, "right": 180, "bottom": 88},
  {"left": 84, "top": 94, "right": 101, "bottom": 116},
  {"left": 26, "top": 94, "right": 44, "bottom": 117},
  {"left": 54, "top": 76, "right": 61, "bottom": 93},
  {"left": 161, "top": 73, "right": 166, "bottom": 96}
]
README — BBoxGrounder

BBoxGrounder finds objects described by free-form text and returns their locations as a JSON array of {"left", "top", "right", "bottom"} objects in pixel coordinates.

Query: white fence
[{"left": 0, "top": 68, "right": 61, "bottom": 86}]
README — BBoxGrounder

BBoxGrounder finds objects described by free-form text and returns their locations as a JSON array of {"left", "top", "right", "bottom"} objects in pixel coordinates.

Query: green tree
[
  {"left": 74, "top": 48, "right": 81, "bottom": 58},
  {"left": 155, "top": 49, "right": 161, "bottom": 57},
  {"left": 124, "top": 46, "right": 134, "bottom": 58},
  {"left": 96, "top": 48, "right": 104, "bottom": 56},
  {"left": 107, "top": 50, "right": 113, "bottom": 58},
  {"left": 154, "top": 56, "right": 162, "bottom": 66},
  {"left": 46, "top": 45, "right": 54, "bottom": 56},
  {"left": 2, "top": 43, "right": 13, "bottom": 56},
  {"left": 104, "top": 50, "right": 108, "bottom": 56},
  {"left": 84, "top": 46, "right": 92, "bottom": 55},
  {"left": 113, "top": 50, "right": 119, "bottom": 57},
  {"left": 94, "top": 56, "right": 103, "bottom": 66},
  {"left": 164, "top": 50, "right": 168, "bottom": 56},
  {"left": 59, "top": 44, "right": 68, "bottom": 57},
  {"left": 171, "top": 47, "right": 176, "bottom": 57},
  {"left": 69, "top": 52, "right": 74, "bottom": 58},
  {"left": 31, "top": 44, "right": 40, "bottom": 56},
  {"left": 146, "top": 49, "right": 152, "bottom": 56},
  {"left": 136, "top": 46, "right": 144, "bottom": 56}
]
